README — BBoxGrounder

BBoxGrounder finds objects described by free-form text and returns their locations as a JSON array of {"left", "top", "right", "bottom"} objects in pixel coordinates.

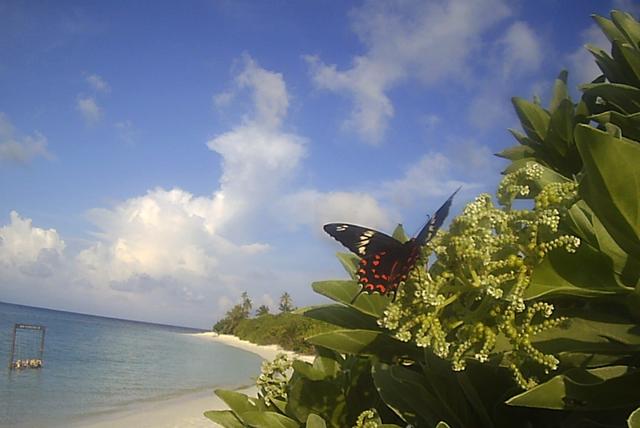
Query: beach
[{"left": 74, "top": 333, "right": 313, "bottom": 428}]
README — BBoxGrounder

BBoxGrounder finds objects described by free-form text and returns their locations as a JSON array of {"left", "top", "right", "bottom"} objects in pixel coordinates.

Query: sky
[{"left": 1, "top": 0, "right": 637, "bottom": 328}]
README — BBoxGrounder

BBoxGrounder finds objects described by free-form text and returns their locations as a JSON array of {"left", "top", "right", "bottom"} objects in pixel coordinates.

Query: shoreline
[
  {"left": 190, "top": 331, "right": 315, "bottom": 363},
  {"left": 71, "top": 333, "right": 314, "bottom": 427}
]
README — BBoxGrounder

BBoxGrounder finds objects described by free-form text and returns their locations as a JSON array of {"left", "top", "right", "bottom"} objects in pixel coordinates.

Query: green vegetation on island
[
  {"left": 213, "top": 291, "right": 334, "bottom": 353},
  {"left": 206, "top": 10, "right": 640, "bottom": 428}
]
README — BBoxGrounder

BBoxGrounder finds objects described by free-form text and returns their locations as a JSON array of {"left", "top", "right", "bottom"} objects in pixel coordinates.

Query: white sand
[
  {"left": 192, "top": 332, "right": 315, "bottom": 363},
  {"left": 73, "top": 333, "right": 314, "bottom": 427},
  {"left": 71, "top": 386, "right": 258, "bottom": 428}
]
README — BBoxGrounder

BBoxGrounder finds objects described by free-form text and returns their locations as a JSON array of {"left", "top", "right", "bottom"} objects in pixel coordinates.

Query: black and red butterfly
[{"left": 323, "top": 188, "right": 459, "bottom": 303}]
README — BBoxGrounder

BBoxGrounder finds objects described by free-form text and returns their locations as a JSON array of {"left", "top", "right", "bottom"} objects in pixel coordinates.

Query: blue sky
[{"left": 1, "top": 0, "right": 636, "bottom": 328}]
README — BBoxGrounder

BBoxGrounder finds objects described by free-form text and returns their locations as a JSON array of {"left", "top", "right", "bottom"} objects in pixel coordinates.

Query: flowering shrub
[
  {"left": 256, "top": 353, "right": 292, "bottom": 406},
  {"left": 380, "top": 163, "right": 580, "bottom": 388}
]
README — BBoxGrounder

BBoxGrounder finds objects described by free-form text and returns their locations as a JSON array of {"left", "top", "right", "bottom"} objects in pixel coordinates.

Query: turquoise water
[{"left": 0, "top": 301, "right": 262, "bottom": 427}]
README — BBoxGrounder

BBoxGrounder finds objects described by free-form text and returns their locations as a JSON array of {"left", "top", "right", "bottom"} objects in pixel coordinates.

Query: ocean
[{"left": 0, "top": 301, "right": 263, "bottom": 427}]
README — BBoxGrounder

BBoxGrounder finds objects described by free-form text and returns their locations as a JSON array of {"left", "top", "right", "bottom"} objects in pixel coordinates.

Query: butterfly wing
[
  {"left": 324, "top": 188, "right": 459, "bottom": 300},
  {"left": 324, "top": 223, "right": 405, "bottom": 298},
  {"left": 414, "top": 187, "right": 460, "bottom": 246},
  {"left": 356, "top": 244, "right": 414, "bottom": 297},
  {"left": 323, "top": 223, "right": 403, "bottom": 257}
]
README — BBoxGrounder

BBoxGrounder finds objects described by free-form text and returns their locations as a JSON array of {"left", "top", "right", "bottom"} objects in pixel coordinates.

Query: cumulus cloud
[
  {"left": 213, "top": 90, "right": 234, "bottom": 109},
  {"left": 279, "top": 190, "right": 394, "bottom": 233},
  {"left": 65, "top": 56, "right": 309, "bottom": 323},
  {"left": 206, "top": 56, "right": 307, "bottom": 234},
  {"left": 307, "top": 0, "right": 511, "bottom": 143},
  {"left": 498, "top": 21, "right": 542, "bottom": 78},
  {"left": 381, "top": 152, "right": 465, "bottom": 207},
  {"left": 0, "top": 113, "right": 51, "bottom": 164},
  {"left": 86, "top": 73, "right": 110, "bottom": 93},
  {"left": 466, "top": 20, "right": 543, "bottom": 130},
  {"left": 0, "top": 211, "right": 65, "bottom": 278},
  {"left": 77, "top": 95, "right": 102, "bottom": 124},
  {"left": 78, "top": 188, "right": 225, "bottom": 283}
]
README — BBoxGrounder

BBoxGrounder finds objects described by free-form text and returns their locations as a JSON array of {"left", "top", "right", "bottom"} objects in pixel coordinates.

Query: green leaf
[
  {"left": 549, "top": 70, "right": 570, "bottom": 112},
  {"left": 306, "top": 413, "right": 327, "bottom": 428},
  {"left": 336, "top": 252, "right": 359, "bottom": 280},
  {"left": 526, "top": 243, "right": 628, "bottom": 300},
  {"left": 563, "top": 200, "right": 640, "bottom": 289},
  {"left": 593, "top": 14, "right": 626, "bottom": 44},
  {"left": 286, "top": 372, "right": 347, "bottom": 426},
  {"left": 307, "top": 329, "right": 421, "bottom": 361},
  {"left": 618, "top": 42, "right": 640, "bottom": 83},
  {"left": 547, "top": 99, "right": 574, "bottom": 157},
  {"left": 203, "top": 410, "right": 245, "bottom": 428},
  {"left": 495, "top": 145, "right": 536, "bottom": 161},
  {"left": 534, "top": 314, "right": 640, "bottom": 348},
  {"left": 311, "top": 280, "right": 389, "bottom": 317},
  {"left": 271, "top": 398, "right": 288, "bottom": 414},
  {"left": 302, "top": 304, "right": 381, "bottom": 330},
  {"left": 241, "top": 410, "right": 300, "bottom": 428},
  {"left": 581, "top": 83, "right": 640, "bottom": 115},
  {"left": 589, "top": 111, "right": 640, "bottom": 141},
  {"left": 587, "top": 45, "right": 626, "bottom": 84},
  {"left": 215, "top": 389, "right": 266, "bottom": 420},
  {"left": 612, "top": 10, "right": 640, "bottom": 47},
  {"left": 628, "top": 407, "right": 640, "bottom": 428},
  {"left": 436, "top": 423, "right": 452, "bottom": 428},
  {"left": 506, "top": 366, "right": 640, "bottom": 410},
  {"left": 575, "top": 124, "right": 640, "bottom": 259},
  {"left": 292, "top": 358, "right": 338, "bottom": 382},
  {"left": 502, "top": 157, "right": 538, "bottom": 175},
  {"left": 372, "top": 363, "right": 468, "bottom": 428},
  {"left": 512, "top": 97, "right": 550, "bottom": 142},
  {"left": 392, "top": 224, "right": 409, "bottom": 243}
]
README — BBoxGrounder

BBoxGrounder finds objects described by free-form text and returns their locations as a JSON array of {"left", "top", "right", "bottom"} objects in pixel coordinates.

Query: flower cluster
[
  {"left": 379, "top": 162, "right": 579, "bottom": 389},
  {"left": 353, "top": 409, "right": 382, "bottom": 428},
  {"left": 256, "top": 353, "right": 293, "bottom": 406}
]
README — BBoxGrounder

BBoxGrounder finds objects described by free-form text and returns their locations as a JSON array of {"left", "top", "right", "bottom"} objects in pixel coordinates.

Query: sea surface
[{"left": 0, "top": 301, "right": 263, "bottom": 427}]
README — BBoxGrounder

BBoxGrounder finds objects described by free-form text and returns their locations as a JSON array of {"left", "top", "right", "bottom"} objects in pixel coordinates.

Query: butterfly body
[{"left": 323, "top": 189, "right": 459, "bottom": 302}]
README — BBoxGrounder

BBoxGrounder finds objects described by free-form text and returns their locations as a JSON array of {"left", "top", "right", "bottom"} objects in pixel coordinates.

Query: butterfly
[{"left": 323, "top": 188, "right": 459, "bottom": 303}]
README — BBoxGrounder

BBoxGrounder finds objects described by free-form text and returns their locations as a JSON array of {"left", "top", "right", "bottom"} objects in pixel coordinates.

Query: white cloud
[
  {"left": 213, "top": 90, "right": 234, "bottom": 109},
  {"left": 568, "top": 24, "right": 609, "bottom": 86},
  {"left": 279, "top": 190, "right": 394, "bottom": 233},
  {"left": 382, "top": 152, "right": 465, "bottom": 207},
  {"left": 499, "top": 21, "right": 542, "bottom": 78},
  {"left": 0, "top": 113, "right": 51, "bottom": 164},
  {"left": 467, "top": 91, "right": 512, "bottom": 130},
  {"left": 66, "top": 56, "right": 308, "bottom": 322},
  {"left": 207, "top": 56, "right": 307, "bottom": 233},
  {"left": 77, "top": 95, "right": 102, "bottom": 124},
  {"left": 465, "top": 20, "right": 544, "bottom": 131},
  {"left": 86, "top": 73, "right": 110, "bottom": 93},
  {"left": 307, "top": 0, "right": 511, "bottom": 143},
  {"left": 0, "top": 211, "right": 65, "bottom": 277},
  {"left": 236, "top": 55, "right": 289, "bottom": 129},
  {"left": 76, "top": 187, "right": 260, "bottom": 284}
]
